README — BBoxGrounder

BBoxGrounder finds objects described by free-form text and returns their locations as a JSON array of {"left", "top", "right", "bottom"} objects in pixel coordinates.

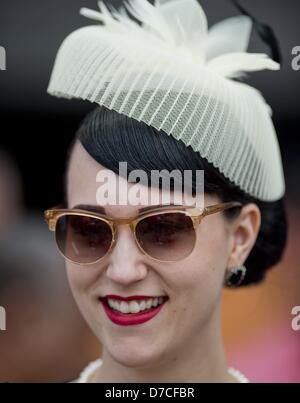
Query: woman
[{"left": 45, "top": 0, "right": 287, "bottom": 382}]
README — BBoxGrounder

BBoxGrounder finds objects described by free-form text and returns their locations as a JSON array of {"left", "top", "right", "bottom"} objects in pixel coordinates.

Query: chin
[{"left": 105, "top": 338, "right": 167, "bottom": 369}]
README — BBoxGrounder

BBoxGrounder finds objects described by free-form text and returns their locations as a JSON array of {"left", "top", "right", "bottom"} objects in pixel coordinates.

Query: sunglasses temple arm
[{"left": 202, "top": 202, "right": 242, "bottom": 217}]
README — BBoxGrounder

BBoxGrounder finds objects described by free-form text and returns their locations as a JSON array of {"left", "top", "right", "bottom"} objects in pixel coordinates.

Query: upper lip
[{"left": 102, "top": 295, "right": 167, "bottom": 302}]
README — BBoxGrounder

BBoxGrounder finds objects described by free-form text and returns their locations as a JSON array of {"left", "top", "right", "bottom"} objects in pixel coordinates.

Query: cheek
[
  {"left": 65, "top": 262, "right": 104, "bottom": 330},
  {"left": 65, "top": 261, "right": 98, "bottom": 301},
  {"left": 193, "top": 229, "right": 228, "bottom": 285},
  {"left": 176, "top": 220, "right": 228, "bottom": 284},
  {"left": 165, "top": 219, "right": 229, "bottom": 320},
  {"left": 197, "top": 214, "right": 229, "bottom": 265}
]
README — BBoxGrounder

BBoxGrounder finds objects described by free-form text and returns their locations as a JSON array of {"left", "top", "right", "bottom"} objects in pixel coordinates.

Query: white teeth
[
  {"left": 106, "top": 297, "right": 167, "bottom": 314},
  {"left": 152, "top": 298, "right": 158, "bottom": 307},
  {"left": 129, "top": 301, "right": 140, "bottom": 313},
  {"left": 120, "top": 301, "right": 129, "bottom": 314}
]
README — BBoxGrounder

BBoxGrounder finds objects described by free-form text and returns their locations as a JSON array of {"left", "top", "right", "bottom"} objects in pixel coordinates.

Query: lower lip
[{"left": 100, "top": 298, "right": 167, "bottom": 326}]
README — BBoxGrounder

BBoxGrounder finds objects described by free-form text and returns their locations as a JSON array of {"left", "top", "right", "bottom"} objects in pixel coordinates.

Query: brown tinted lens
[
  {"left": 55, "top": 215, "right": 113, "bottom": 264},
  {"left": 135, "top": 212, "right": 196, "bottom": 261}
]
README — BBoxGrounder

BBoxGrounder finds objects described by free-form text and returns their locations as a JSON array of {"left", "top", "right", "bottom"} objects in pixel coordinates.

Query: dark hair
[{"left": 71, "top": 106, "right": 288, "bottom": 287}]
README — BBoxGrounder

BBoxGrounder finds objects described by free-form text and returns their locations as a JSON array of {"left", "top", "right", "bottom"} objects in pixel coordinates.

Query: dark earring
[{"left": 225, "top": 265, "right": 247, "bottom": 288}]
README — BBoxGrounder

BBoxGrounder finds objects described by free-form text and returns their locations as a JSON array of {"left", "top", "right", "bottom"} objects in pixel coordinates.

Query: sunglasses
[{"left": 44, "top": 202, "right": 242, "bottom": 265}]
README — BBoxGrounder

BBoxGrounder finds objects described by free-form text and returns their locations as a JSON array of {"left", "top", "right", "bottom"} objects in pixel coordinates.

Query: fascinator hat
[{"left": 47, "top": 0, "right": 285, "bottom": 202}]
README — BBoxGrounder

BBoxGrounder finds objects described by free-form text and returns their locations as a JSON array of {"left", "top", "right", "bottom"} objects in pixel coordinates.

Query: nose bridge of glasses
[
  {"left": 110, "top": 219, "right": 138, "bottom": 256},
  {"left": 111, "top": 216, "right": 135, "bottom": 228},
  {"left": 111, "top": 217, "right": 136, "bottom": 239}
]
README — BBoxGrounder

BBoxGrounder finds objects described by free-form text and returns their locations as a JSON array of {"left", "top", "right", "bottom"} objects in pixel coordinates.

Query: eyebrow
[
  {"left": 72, "top": 203, "right": 187, "bottom": 214},
  {"left": 73, "top": 205, "right": 106, "bottom": 214}
]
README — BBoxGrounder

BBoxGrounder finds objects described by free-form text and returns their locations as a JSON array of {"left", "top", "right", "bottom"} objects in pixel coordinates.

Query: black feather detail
[{"left": 230, "top": 0, "right": 282, "bottom": 64}]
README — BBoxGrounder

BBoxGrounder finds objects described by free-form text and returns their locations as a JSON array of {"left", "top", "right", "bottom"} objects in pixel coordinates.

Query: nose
[{"left": 105, "top": 224, "right": 148, "bottom": 285}]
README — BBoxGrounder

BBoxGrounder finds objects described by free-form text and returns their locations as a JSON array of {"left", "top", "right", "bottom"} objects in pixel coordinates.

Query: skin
[{"left": 66, "top": 140, "right": 261, "bottom": 383}]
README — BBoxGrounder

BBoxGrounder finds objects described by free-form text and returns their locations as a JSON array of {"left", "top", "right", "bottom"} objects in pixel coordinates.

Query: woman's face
[{"left": 66, "top": 141, "right": 236, "bottom": 368}]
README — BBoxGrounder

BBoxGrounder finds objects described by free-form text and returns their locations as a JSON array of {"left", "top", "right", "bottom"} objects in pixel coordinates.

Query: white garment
[{"left": 76, "top": 358, "right": 249, "bottom": 383}]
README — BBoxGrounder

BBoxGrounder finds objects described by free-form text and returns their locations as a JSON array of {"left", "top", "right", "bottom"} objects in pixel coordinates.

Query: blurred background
[{"left": 0, "top": 0, "right": 299, "bottom": 382}]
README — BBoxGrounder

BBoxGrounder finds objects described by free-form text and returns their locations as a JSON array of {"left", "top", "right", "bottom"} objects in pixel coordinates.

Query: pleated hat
[{"left": 47, "top": 0, "right": 285, "bottom": 201}]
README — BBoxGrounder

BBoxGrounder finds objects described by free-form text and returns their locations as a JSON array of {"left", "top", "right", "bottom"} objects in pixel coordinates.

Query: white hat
[{"left": 47, "top": 0, "right": 285, "bottom": 201}]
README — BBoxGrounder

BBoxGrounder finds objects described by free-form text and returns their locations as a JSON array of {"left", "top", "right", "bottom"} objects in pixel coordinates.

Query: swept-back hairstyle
[{"left": 67, "top": 106, "right": 288, "bottom": 286}]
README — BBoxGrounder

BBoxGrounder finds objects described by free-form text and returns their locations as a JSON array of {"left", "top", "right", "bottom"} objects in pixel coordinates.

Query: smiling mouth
[
  {"left": 99, "top": 296, "right": 169, "bottom": 315},
  {"left": 99, "top": 296, "right": 169, "bottom": 326}
]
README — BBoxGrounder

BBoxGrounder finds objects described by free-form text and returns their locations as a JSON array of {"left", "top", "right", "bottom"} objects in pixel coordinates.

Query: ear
[{"left": 226, "top": 203, "right": 261, "bottom": 268}]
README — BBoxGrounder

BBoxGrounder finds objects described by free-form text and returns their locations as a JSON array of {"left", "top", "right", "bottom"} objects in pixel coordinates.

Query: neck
[{"left": 93, "top": 306, "right": 234, "bottom": 383}]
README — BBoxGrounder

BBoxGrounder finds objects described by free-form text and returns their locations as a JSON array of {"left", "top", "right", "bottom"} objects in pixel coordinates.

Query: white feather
[
  {"left": 80, "top": 8, "right": 105, "bottom": 23},
  {"left": 205, "top": 16, "right": 253, "bottom": 61},
  {"left": 98, "top": 2, "right": 142, "bottom": 32},
  {"left": 156, "top": 0, "right": 208, "bottom": 42},
  {"left": 207, "top": 52, "right": 280, "bottom": 78},
  {"left": 80, "top": 3, "right": 155, "bottom": 39},
  {"left": 153, "top": 0, "right": 208, "bottom": 62},
  {"left": 155, "top": 0, "right": 172, "bottom": 5},
  {"left": 80, "top": 0, "right": 280, "bottom": 79},
  {"left": 80, "top": 7, "right": 130, "bottom": 34},
  {"left": 124, "top": 0, "right": 175, "bottom": 44},
  {"left": 80, "top": 0, "right": 208, "bottom": 62}
]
